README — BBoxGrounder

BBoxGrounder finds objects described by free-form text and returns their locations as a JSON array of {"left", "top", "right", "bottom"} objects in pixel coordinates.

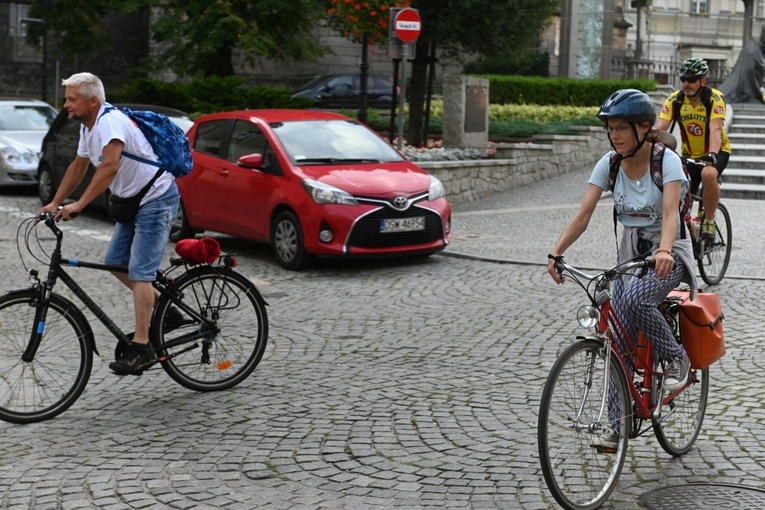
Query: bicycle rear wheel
[
  {"left": 538, "top": 339, "right": 630, "bottom": 510},
  {"left": 698, "top": 202, "right": 731, "bottom": 285},
  {"left": 0, "top": 290, "right": 93, "bottom": 423},
  {"left": 652, "top": 364, "right": 709, "bottom": 456},
  {"left": 151, "top": 266, "right": 268, "bottom": 392}
]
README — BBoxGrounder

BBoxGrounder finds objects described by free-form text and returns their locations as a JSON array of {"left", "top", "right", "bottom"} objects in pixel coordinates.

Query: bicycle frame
[
  {"left": 599, "top": 300, "right": 692, "bottom": 424},
  {"left": 561, "top": 260, "right": 693, "bottom": 435},
  {"left": 23, "top": 216, "right": 223, "bottom": 361}
]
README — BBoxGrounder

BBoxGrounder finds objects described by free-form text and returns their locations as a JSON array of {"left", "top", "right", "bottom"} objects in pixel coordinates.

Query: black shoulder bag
[{"left": 108, "top": 169, "right": 164, "bottom": 223}]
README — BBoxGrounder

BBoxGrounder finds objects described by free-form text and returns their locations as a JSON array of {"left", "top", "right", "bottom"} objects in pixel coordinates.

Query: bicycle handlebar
[{"left": 555, "top": 258, "right": 656, "bottom": 281}]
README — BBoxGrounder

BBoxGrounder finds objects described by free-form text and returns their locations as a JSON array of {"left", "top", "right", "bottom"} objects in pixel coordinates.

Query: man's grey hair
[{"left": 62, "top": 72, "right": 106, "bottom": 104}]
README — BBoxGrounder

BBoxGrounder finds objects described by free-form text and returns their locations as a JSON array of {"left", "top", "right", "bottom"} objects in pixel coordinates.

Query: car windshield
[
  {"left": 0, "top": 105, "right": 57, "bottom": 130},
  {"left": 272, "top": 120, "right": 405, "bottom": 164},
  {"left": 167, "top": 115, "right": 194, "bottom": 134}
]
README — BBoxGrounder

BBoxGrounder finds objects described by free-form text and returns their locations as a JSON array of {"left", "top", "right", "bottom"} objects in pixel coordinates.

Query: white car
[{"left": 0, "top": 99, "right": 58, "bottom": 187}]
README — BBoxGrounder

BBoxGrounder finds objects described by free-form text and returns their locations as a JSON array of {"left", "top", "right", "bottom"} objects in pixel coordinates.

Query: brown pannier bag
[{"left": 668, "top": 290, "right": 725, "bottom": 369}]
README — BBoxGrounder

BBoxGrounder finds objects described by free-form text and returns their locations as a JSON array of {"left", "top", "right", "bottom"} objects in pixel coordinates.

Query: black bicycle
[
  {"left": 0, "top": 213, "right": 269, "bottom": 424},
  {"left": 685, "top": 159, "right": 732, "bottom": 285}
]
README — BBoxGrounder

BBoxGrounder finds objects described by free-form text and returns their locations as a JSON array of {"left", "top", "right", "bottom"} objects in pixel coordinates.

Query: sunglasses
[{"left": 680, "top": 77, "right": 699, "bottom": 84}]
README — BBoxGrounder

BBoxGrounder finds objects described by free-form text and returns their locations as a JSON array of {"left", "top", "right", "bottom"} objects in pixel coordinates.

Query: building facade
[{"left": 550, "top": 0, "right": 765, "bottom": 87}]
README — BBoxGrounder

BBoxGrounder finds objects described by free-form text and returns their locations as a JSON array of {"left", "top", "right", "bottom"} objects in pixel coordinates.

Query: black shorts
[{"left": 688, "top": 151, "right": 729, "bottom": 195}]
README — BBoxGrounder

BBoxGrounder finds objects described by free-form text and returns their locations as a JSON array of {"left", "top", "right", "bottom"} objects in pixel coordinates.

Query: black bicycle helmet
[
  {"left": 679, "top": 57, "right": 709, "bottom": 77},
  {"left": 597, "top": 89, "right": 657, "bottom": 125}
]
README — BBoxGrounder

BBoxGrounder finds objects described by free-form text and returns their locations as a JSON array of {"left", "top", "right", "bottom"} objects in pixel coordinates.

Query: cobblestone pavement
[{"left": 0, "top": 182, "right": 762, "bottom": 509}]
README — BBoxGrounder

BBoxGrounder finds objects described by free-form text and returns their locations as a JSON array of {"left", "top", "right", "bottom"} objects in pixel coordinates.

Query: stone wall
[{"left": 417, "top": 127, "right": 613, "bottom": 205}]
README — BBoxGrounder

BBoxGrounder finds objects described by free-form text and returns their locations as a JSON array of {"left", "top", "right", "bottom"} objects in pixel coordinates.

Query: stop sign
[{"left": 394, "top": 8, "right": 421, "bottom": 44}]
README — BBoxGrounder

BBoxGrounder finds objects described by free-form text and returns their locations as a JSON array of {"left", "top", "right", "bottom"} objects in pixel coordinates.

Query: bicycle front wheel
[
  {"left": 652, "top": 365, "right": 709, "bottom": 456},
  {"left": 698, "top": 202, "right": 732, "bottom": 285},
  {"left": 538, "top": 339, "right": 630, "bottom": 510},
  {"left": 151, "top": 266, "right": 268, "bottom": 392},
  {"left": 0, "top": 290, "right": 93, "bottom": 424}
]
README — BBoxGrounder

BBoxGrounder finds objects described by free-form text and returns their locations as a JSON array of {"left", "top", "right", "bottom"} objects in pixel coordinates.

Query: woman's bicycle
[
  {"left": 538, "top": 257, "right": 709, "bottom": 510},
  {"left": 0, "top": 213, "right": 269, "bottom": 424},
  {"left": 685, "top": 158, "right": 732, "bottom": 285}
]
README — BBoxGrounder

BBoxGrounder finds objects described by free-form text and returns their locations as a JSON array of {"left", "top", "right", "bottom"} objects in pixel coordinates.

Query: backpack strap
[
  {"left": 651, "top": 141, "right": 689, "bottom": 240},
  {"left": 609, "top": 151, "right": 623, "bottom": 241},
  {"left": 700, "top": 86, "right": 713, "bottom": 151},
  {"left": 121, "top": 151, "right": 162, "bottom": 168},
  {"left": 672, "top": 88, "right": 714, "bottom": 154},
  {"left": 671, "top": 91, "right": 689, "bottom": 153},
  {"left": 92, "top": 105, "right": 163, "bottom": 171},
  {"left": 650, "top": 142, "right": 665, "bottom": 190}
]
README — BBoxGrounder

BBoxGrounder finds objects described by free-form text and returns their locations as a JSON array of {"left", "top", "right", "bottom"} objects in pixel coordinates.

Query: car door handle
[{"left": 218, "top": 169, "right": 229, "bottom": 177}]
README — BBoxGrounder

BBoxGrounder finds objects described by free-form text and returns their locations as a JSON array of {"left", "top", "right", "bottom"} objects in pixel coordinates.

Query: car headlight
[
  {"left": 577, "top": 305, "right": 599, "bottom": 329},
  {"left": 302, "top": 178, "right": 358, "bottom": 206},
  {"left": 0, "top": 145, "right": 38, "bottom": 169},
  {"left": 428, "top": 175, "right": 446, "bottom": 201}
]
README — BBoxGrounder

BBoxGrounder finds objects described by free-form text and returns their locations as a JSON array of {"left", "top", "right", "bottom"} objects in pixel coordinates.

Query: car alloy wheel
[
  {"left": 272, "top": 211, "right": 311, "bottom": 270},
  {"left": 37, "top": 166, "right": 56, "bottom": 205}
]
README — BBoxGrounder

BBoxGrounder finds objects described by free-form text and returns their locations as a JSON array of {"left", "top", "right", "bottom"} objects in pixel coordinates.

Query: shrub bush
[
  {"left": 463, "top": 52, "right": 550, "bottom": 77},
  {"left": 479, "top": 76, "right": 657, "bottom": 106},
  {"left": 109, "top": 76, "right": 627, "bottom": 140},
  {"left": 109, "top": 76, "right": 313, "bottom": 116}
]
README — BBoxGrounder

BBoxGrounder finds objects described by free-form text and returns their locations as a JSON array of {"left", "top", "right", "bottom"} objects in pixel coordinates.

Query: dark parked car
[
  {"left": 173, "top": 109, "right": 451, "bottom": 270},
  {"left": 36, "top": 104, "right": 194, "bottom": 210},
  {"left": 291, "top": 73, "right": 396, "bottom": 109}
]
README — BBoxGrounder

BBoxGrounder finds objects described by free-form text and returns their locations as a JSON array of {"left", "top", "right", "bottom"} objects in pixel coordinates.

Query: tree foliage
[
  {"left": 410, "top": 0, "right": 559, "bottom": 60},
  {"left": 26, "top": 0, "right": 113, "bottom": 57},
  {"left": 27, "top": 0, "right": 331, "bottom": 78},
  {"left": 143, "top": 0, "right": 330, "bottom": 77},
  {"left": 402, "top": 0, "right": 561, "bottom": 146}
]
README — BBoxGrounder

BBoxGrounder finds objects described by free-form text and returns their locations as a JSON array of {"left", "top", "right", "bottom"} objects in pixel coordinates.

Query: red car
[{"left": 173, "top": 109, "right": 451, "bottom": 269}]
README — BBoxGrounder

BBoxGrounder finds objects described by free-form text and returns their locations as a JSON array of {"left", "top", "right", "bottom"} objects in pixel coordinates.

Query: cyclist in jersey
[{"left": 656, "top": 57, "right": 731, "bottom": 240}]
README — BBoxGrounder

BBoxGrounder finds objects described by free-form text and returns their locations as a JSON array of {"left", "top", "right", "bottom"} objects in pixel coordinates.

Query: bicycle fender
[
  {"left": 5, "top": 286, "right": 37, "bottom": 295},
  {"left": 245, "top": 281, "right": 268, "bottom": 307},
  {"left": 7, "top": 288, "right": 100, "bottom": 356},
  {"left": 575, "top": 335, "right": 606, "bottom": 345}
]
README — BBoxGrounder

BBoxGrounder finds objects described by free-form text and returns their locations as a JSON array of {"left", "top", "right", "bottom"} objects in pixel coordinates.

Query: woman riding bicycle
[{"left": 546, "top": 89, "right": 698, "bottom": 407}]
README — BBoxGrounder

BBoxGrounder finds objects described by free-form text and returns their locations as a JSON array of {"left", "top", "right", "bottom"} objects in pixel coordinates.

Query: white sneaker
[
  {"left": 590, "top": 433, "right": 619, "bottom": 453},
  {"left": 664, "top": 353, "right": 690, "bottom": 391}
]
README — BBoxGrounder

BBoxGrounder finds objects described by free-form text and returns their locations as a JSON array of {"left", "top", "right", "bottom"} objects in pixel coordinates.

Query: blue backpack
[{"left": 99, "top": 106, "right": 193, "bottom": 178}]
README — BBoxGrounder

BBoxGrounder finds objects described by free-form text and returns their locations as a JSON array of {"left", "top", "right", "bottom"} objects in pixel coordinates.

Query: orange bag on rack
[{"left": 668, "top": 290, "right": 725, "bottom": 369}]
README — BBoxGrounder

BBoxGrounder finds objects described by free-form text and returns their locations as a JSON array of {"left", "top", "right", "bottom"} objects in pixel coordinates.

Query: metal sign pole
[{"left": 397, "top": 44, "right": 409, "bottom": 150}]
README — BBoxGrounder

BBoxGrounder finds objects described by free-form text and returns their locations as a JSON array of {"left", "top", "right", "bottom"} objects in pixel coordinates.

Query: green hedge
[
  {"left": 108, "top": 77, "right": 313, "bottom": 116},
  {"left": 463, "top": 52, "right": 550, "bottom": 77},
  {"left": 109, "top": 76, "right": 658, "bottom": 115},
  {"left": 477, "top": 75, "right": 657, "bottom": 106}
]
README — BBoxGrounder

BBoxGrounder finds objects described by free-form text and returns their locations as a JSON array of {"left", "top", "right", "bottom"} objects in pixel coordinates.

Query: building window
[
  {"left": 758, "top": 0, "right": 765, "bottom": 17},
  {"left": 691, "top": 0, "right": 707, "bottom": 14}
]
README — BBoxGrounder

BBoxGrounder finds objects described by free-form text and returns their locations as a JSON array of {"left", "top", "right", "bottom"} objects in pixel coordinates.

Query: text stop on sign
[{"left": 394, "top": 8, "right": 421, "bottom": 44}]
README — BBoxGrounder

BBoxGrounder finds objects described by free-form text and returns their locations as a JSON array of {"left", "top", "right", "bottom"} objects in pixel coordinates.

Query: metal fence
[{"left": 610, "top": 55, "right": 731, "bottom": 89}]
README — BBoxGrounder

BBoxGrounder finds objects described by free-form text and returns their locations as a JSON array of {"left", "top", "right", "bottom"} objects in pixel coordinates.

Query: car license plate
[{"left": 380, "top": 217, "right": 425, "bottom": 233}]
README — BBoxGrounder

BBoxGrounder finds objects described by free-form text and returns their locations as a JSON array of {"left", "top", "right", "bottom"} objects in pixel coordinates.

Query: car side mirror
[{"left": 237, "top": 153, "right": 263, "bottom": 169}]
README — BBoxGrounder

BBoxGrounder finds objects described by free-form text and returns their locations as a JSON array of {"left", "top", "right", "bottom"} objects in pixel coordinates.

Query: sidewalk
[{"left": 447, "top": 166, "right": 764, "bottom": 280}]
